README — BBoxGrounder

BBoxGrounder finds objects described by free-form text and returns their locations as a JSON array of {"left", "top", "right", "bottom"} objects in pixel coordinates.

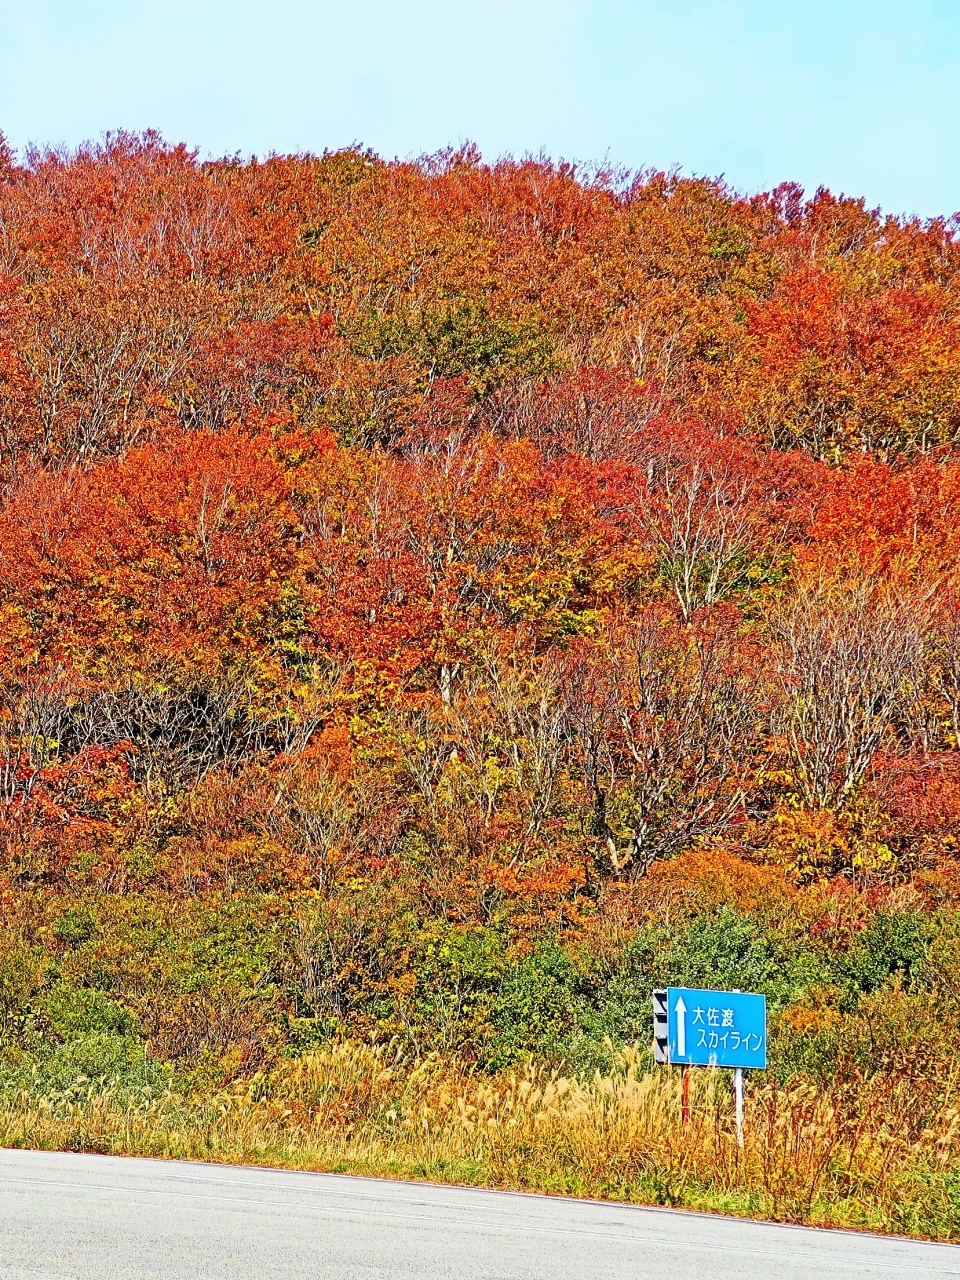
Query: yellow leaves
[
  {"left": 780, "top": 986, "right": 843, "bottom": 1036},
  {"left": 387, "top": 972, "right": 417, "bottom": 998},
  {"left": 764, "top": 796, "right": 896, "bottom": 883}
]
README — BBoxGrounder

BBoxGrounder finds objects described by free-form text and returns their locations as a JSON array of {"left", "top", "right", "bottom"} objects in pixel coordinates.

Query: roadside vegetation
[
  {"left": 3, "top": 132, "right": 960, "bottom": 1239},
  {"left": 5, "top": 1040, "right": 960, "bottom": 1240}
]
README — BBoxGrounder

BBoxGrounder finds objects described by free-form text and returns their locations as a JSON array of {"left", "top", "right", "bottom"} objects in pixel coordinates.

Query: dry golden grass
[{"left": 4, "top": 1041, "right": 960, "bottom": 1240}]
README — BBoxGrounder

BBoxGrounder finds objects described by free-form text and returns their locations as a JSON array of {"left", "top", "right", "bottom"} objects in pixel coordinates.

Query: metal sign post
[{"left": 653, "top": 986, "right": 766, "bottom": 1142}]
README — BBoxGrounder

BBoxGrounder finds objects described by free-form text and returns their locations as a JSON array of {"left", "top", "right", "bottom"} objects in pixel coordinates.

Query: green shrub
[
  {"left": 35, "top": 1034, "right": 166, "bottom": 1093},
  {"left": 0, "top": 1033, "right": 168, "bottom": 1099},
  {"left": 42, "top": 985, "right": 140, "bottom": 1041},
  {"left": 842, "top": 911, "right": 933, "bottom": 997},
  {"left": 488, "top": 944, "right": 592, "bottom": 1070},
  {"left": 52, "top": 907, "right": 98, "bottom": 948}
]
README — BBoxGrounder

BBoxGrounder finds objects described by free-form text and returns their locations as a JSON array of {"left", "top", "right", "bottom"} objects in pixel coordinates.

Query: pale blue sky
[{"left": 1, "top": 0, "right": 957, "bottom": 217}]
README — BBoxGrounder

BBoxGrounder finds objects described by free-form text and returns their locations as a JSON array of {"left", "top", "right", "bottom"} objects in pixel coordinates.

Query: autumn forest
[{"left": 4, "top": 132, "right": 960, "bottom": 1231}]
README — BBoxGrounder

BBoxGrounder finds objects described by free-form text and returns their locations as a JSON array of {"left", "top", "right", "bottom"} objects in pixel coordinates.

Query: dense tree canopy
[{"left": 3, "top": 132, "right": 960, "bottom": 1080}]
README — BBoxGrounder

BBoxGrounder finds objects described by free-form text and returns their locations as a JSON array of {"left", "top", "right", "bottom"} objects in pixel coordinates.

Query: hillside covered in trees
[{"left": 4, "top": 135, "right": 960, "bottom": 1227}]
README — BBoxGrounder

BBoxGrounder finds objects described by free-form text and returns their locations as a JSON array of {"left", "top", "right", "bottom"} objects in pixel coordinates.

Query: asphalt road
[{"left": 2, "top": 1148, "right": 959, "bottom": 1280}]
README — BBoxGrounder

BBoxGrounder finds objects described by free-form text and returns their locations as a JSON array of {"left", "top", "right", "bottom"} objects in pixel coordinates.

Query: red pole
[{"left": 681, "top": 1064, "right": 691, "bottom": 1127}]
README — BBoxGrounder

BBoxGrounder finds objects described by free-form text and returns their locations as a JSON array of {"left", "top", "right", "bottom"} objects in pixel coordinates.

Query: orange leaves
[
  {"left": 800, "top": 454, "right": 960, "bottom": 581},
  {"left": 763, "top": 799, "right": 895, "bottom": 884},
  {"left": 3, "top": 136, "right": 960, "bottom": 472},
  {"left": 0, "top": 135, "right": 334, "bottom": 470},
  {"left": 560, "top": 604, "right": 765, "bottom": 877},
  {"left": 0, "top": 428, "right": 307, "bottom": 682},
  {"left": 485, "top": 855, "right": 589, "bottom": 932},
  {"left": 733, "top": 265, "right": 960, "bottom": 459},
  {"left": 493, "top": 367, "right": 660, "bottom": 463},
  {"left": 0, "top": 419, "right": 629, "bottom": 700},
  {"left": 0, "top": 664, "right": 137, "bottom": 885},
  {"left": 641, "top": 847, "right": 796, "bottom": 920},
  {"left": 6, "top": 134, "right": 960, "bottom": 910},
  {"left": 0, "top": 274, "right": 39, "bottom": 473},
  {"left": 299, "top": 430, "right": 628, "bottom": 691},
  {"left": 179, "top": 312, "right": 337, "bottom": 432}
]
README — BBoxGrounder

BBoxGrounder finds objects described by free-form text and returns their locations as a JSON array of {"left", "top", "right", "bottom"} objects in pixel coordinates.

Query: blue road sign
[{"left": 666, "top": 987, "right": 767, "bottom": 1069}]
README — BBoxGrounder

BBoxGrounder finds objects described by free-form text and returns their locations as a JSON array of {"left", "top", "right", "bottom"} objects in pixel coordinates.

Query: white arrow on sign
[{"left": 675, "top": 994, "right": 687, "bottom": 1057}]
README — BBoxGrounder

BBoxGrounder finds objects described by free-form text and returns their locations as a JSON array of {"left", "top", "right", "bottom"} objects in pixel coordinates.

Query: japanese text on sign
[{"left": 665, "top": 987, "right": 767, "bottom": 1069}]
